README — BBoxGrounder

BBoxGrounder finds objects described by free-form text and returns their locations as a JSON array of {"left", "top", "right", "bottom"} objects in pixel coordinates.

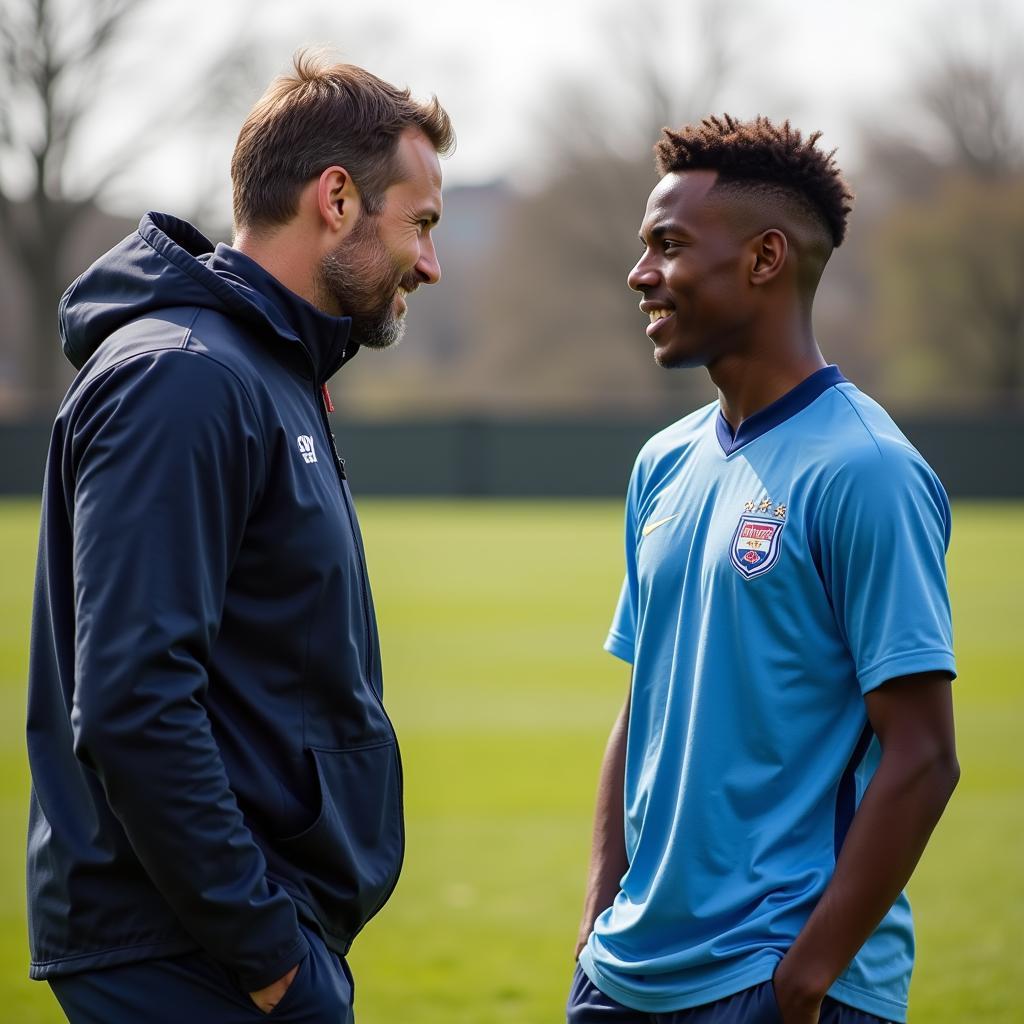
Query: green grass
[{"left": 0, "top": 499, "right": 1020, "bottom": 1022}]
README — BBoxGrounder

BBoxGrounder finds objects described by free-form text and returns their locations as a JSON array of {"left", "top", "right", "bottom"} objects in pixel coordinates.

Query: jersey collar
[{"left": 715, "top": 364, "right": 847, "bottom": 456}]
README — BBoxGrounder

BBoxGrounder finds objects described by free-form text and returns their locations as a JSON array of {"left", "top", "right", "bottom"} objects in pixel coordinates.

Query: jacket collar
[{"left": 203, "top": 244, "right": 357, "bottom": 384}]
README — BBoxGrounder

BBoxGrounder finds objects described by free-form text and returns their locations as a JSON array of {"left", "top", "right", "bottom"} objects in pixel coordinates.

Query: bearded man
[{"left": 26, "top": 53, "right": 452, "bottom": 1023}]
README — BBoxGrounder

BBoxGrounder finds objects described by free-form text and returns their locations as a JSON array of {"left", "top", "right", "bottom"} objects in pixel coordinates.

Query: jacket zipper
[
  {"left": 314, "top": 380, "right": 406, "bottom": 932},
  {"left": 315, "top": 383, "right": 370, "bottom": 673}
]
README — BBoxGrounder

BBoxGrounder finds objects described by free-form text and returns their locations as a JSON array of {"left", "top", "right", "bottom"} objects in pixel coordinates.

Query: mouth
[
  {"left": 393, "top": 279, "right": 421, "bottom": 317},
  {"left": 642, "top": 305, "right": 675, "bottom": 338}
]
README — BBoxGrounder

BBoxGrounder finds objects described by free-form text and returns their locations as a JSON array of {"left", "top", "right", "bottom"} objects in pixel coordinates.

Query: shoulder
[
  {"left": 631, "top": 401, "right": 718, "bottom": 491},
  {"left": 811, "top": 385, "right": 951, "bottom": 543},
  {"left": 64, "top": 327, "right": 265, "bottom": 457},
  {"left": 75, "top": 291, "right": 265, "bottom": 371},
  {"left": 70, "top": 306, "right": 264, "bottom": 411},
  {"left": 819, "top": 384, "right": 944, "bottom": 494}
]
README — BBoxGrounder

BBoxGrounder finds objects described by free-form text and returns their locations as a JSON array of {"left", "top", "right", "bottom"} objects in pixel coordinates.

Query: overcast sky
[{"left": 15, "top": 0, "right": 1023, "bottom": 218}]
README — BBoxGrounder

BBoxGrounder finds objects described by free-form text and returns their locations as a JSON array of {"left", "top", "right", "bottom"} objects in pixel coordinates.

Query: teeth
[
  {"left": 648, "top": 308, "right": 672, "bottom": 323},
  {"left": 397, "top": 287, "right": 407, "bottom": 298}
]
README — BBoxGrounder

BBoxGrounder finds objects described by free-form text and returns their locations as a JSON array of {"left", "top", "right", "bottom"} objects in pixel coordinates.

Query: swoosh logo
[{"left": 642, "top": 512, "right": 682, "bottom": 537}]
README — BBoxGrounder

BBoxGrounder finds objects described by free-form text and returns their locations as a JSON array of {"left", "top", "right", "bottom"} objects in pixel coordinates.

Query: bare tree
[
  {"left": 1, "top": 0, "right": 133, "bottom": 409},
  {"left": 862, "top": 1, "right": 1024, "bottom": 196},
  {"left": 857, "top": 1, "right": 1024, "bottom": 408},
  {"left": 917, "top": 3, "right": 1024, "bottom": 177},
  {"left": 872, "top": 175, "right": 1024, "bottom": 408},
  {"left": 468, "top": 0, "right": 751, "bottom": 415},
  {"left": 0, "top": 0, "right": 262, "bottom": 412}
]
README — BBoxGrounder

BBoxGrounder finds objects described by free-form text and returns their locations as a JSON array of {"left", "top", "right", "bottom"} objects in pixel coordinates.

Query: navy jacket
[{"left": 26, "top": 213, "right": 403, "bottom": 990}]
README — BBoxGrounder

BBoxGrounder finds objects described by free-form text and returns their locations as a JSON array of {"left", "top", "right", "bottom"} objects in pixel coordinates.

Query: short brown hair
[
  {"left": 231, "top": 50, "right": 455, "bottom": 231},
  {"left": 654, "top": 114, "right": 853, "bottom": 248}
]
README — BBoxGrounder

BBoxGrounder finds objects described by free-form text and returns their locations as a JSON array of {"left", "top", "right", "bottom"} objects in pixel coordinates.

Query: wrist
[
  {"left": 576, "top": 912, "right": 596, "bottom": 948},
  {"left": 774, "top": 950, "right": 832, "bottom": 1006}
]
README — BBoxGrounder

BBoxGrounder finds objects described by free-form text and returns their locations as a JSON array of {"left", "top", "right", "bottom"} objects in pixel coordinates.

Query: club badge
[{"left": 731, "top": 498, "right": 787, "bottom": 579}]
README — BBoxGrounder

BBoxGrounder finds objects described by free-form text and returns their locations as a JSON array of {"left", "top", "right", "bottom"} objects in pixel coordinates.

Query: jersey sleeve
[
  {"left": 605, "top": 462, "right": 641, "bottom": 663},
  {"left": 816, "top": 443, "right": 957, "bottom": 694}
]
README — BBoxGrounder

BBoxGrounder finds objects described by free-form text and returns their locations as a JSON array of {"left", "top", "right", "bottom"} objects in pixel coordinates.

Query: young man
[
  {"left": 570, "top": 116, "right": 959, "bottom": 1024},
  {"left": 26, "top": 54, "right": 452, "bottom": 1022}
]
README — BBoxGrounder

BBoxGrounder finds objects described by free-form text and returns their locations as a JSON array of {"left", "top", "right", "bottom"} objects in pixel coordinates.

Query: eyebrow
[{"left": 639, "top": 221, "right": 694, "bottom": 244}]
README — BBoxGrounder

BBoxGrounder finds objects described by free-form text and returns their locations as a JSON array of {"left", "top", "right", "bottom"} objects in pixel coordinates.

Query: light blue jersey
[{"left": 579, "top": 366, "right": 955, "bottom": 1022}]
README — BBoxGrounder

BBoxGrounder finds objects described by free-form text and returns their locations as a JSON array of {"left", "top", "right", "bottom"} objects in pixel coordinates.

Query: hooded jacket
[{"left": 26, "top": 213, "right": 403, "bottom": 991}]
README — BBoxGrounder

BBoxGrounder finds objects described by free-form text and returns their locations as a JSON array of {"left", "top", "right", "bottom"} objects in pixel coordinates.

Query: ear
[
  {"left": 749, "top": 228, "right": 788, "bottom": 286},
  {"left": 316, "top": 165, "right": 362, "bottom": 238}
]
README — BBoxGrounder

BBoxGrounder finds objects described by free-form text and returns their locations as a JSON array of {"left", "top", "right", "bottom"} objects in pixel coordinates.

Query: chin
[
  {"left": 352, "top": 311, "right": 407, "bottom": 351},
  {"left": 653, "top": 344, "right": 705, "bottom": 371}
]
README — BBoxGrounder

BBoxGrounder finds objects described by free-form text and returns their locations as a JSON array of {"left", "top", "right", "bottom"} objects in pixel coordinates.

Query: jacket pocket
[{"left": 271, "top": 741, "right": 404, "bottom": 948}]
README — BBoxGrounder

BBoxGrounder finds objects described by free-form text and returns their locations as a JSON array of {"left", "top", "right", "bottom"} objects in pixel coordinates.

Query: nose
[
  {"left": 417, "top": 234, "right": 441, "bottom": 286},
  {"left": 627, "top": 252, "right": 658, "bottom": 293}
]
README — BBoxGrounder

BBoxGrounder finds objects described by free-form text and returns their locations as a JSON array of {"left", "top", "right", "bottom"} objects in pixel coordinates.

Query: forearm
[
  {"left": 776, "top": 742, "right": 959, "bottom": 1003},
  {"left": 76, "top": 665, "right": 306, "bottom": 989},
  {"left": 576, "top": 691, "right": 631, "bottom": 956},
  {"left": 67, "top": 354, "right": 303, "bottom": 990}
]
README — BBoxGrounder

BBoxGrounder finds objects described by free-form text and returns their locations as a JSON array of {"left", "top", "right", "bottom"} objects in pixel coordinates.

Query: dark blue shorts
[
  {"left": 49, "top": 926, "right": 353, "bottom": 1023},
  {"left": 567, "top": 964, "right": 893, "bottom": 1023}
]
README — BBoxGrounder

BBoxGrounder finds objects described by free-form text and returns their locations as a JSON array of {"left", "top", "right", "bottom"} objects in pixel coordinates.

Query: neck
[
  {"left": 710, "top": 313, "right": 825, "bottom": 430},
  {"left": 234, "top": 228, "right": 327, "bottom": 312}
]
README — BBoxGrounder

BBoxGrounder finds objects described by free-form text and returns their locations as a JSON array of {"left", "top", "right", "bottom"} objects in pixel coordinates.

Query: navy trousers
[
  {"left": 567, "top": 965, "right": 893, "bottom": 1024},
  {"left": 49, "top": 927, "right": 353, "bottom": 1023}
]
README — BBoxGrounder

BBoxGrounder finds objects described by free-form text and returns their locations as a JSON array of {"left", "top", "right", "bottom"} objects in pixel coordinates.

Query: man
[
  {"left": 26, "top": 53, "right": 452, "bottom": 1022},
  {"left": 570, "top": 116, "right": 959, "bottom": 1024}
]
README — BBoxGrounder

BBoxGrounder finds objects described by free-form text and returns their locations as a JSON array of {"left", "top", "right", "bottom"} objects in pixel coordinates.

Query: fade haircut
[
  {"left": 231, "top": 50, "right": 455, "bottom": 232},
  {"left": 654, "top": 115, "right": 853, "bottom": 249}
]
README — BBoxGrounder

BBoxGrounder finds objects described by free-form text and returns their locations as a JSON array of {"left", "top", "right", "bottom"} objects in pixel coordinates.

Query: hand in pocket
[{"left": 249, "top": 960, "right": 301, "bottom": 1014}]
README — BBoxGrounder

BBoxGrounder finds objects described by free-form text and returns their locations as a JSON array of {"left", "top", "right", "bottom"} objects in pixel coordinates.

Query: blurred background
[
  {"left": 1, "top": 1, "right": 1022, "bottom": 1022},
  {"left": 1, "top": 0, "right": 1023, "bottom": 495}
]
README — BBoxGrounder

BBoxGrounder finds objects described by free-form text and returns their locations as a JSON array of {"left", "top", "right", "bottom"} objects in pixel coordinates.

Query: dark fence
[{"left": 2, "top": 414, "right": 1022, "bottom": 499}]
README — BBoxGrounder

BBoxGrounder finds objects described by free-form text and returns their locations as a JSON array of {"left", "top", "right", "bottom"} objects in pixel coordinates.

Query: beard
[{"left": 316, "top": 215, "right": 414, "bottom": 350}]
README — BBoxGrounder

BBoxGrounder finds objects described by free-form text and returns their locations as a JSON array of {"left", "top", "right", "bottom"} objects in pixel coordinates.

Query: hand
[
  {"left": 574, "top": 914, "right": 596, "bottom": 961},
  {"left": 249, "top": 963, "right": 300, "bottom": 1014},
  {"left": 772, "top": 956, "right": 826, "bottom": 1024}
]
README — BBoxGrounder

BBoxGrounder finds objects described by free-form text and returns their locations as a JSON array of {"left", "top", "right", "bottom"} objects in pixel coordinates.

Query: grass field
[{"left": 1, "top": 498, "right": 1021, "bottom": 1023}]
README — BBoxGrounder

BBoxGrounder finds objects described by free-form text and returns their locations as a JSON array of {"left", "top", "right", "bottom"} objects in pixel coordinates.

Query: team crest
[{"left": 731, "top": 499, "right": 787, "bottom": 579}]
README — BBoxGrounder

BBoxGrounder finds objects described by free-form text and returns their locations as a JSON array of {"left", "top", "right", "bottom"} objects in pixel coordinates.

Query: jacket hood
[{"left": 59, "top": 211, "right": 356, "bottom": 382}]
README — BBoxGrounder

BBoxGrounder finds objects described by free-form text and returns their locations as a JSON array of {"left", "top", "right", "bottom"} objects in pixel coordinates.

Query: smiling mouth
[{"left": 645, "top": 308, "right": 675, "bottom": 338}]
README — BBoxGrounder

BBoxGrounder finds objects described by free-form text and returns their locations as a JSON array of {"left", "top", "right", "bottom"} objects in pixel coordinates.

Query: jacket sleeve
[{"left": 66, "top": 346, "right": 308, "bottom": 991}]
